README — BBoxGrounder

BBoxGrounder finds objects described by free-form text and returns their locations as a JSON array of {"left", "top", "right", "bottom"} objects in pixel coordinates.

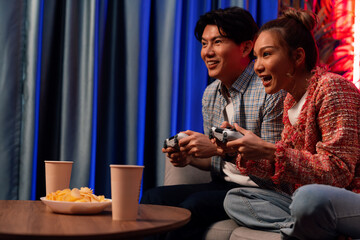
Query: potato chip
[{"left": 45, "top": 187, "right": 109, "bottom": 203}]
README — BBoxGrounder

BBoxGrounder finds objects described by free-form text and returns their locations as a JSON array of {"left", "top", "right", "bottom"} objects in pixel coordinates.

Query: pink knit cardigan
[{"left": 237, "top": 68, "right": 360, "bottom": 194}]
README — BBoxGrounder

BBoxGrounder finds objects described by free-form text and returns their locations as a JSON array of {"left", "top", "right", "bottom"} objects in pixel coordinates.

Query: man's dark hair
[{"left": 195, "top": 7, "right": 259, "bottom": 45}]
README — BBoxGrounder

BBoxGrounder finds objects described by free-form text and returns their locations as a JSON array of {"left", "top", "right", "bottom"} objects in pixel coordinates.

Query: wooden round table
[{"left": 0, "top": 200, "right": 191, "bottom": 239}]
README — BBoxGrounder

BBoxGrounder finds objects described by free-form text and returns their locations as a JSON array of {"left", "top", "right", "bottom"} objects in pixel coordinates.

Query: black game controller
[
  {"left": 163, "top": 132, "right": 189, "bottom": 149},
  {"left": 209, "top": 127, "right": 243, "bottom": 143}
]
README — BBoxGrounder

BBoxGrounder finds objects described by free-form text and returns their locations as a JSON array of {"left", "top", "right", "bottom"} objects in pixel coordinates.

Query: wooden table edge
[{"left": 0, "top": 201, "right": 191, "bottom": 240}]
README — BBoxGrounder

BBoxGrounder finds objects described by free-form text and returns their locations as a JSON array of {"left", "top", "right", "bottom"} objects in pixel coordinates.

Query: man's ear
[
  {"left": 241, "top": 40, "right": 254, "bottom": 57},
  {"left": 294, "top": 47, "right": 306, "bottom": 67}
]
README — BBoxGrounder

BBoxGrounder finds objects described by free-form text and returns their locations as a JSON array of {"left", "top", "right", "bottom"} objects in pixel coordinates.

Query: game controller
[
  {"left": 209, "top": 127, "right": 243, "bottom": 143},
  {"left": 163, "top": 132, "right": 189, "bottom": 149}
]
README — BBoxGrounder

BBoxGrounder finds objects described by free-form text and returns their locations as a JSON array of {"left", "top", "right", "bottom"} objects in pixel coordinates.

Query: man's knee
[
  {"left": 179, "top": 192, "right": 212, "bottom": 213},
  {"left": 140, "top": 187, "right": 166, "bottom": 205}
]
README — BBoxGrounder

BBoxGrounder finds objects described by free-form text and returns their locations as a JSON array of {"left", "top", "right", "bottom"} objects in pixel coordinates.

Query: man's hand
[
  {"left": 220, "top": 121, "right": 233, "bottom": 129},
  {"left": 179, "top": 130, "right": 219, "bottom": 158},
  {"left": 162, "top": 147, "right": 190, "bottom": 167}
]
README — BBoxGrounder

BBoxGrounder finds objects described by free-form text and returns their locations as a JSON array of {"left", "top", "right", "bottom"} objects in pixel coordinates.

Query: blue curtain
[
  {"left": 0, "top": 0, "right": 278, "bottom": 200},
  {"left": 247, "top": 0, "right": 279, "bottom": 26}
]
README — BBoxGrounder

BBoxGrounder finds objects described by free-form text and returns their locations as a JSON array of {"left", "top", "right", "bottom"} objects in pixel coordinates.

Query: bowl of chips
[{"left": 41, "top": 187, "right": 111, "bottom": 214}]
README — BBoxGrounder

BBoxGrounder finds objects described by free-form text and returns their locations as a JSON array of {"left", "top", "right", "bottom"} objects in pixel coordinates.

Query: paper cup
[
  {"left": 110, "top": 165, "right": 144, "bottom": 221},
  {"left": 45, "top": 160, "right": 73, "bottom": 195}
]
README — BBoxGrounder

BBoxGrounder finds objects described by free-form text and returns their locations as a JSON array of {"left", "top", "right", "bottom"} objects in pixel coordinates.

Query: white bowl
[{"left": 40, "top": 197, "right": 112, "bottom": 214}]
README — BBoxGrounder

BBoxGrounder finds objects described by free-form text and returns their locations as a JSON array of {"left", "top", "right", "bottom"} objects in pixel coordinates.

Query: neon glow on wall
[{"left": 304, "top": 0, "right": 356, "bottom": 85}]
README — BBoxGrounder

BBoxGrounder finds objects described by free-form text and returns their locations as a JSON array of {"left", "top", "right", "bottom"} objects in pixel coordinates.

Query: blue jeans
[
  {"left": 281, "top": 184, "right": 360, "bottom": 240},
  {"left": 140, "top": 180, "right": 239, "bottom": 240},
  {"left": 224, "top": 185, "right": 360, "bottom": 240},
  {"left": 224, "top": 187, "right": 293, "bottom": 232}
]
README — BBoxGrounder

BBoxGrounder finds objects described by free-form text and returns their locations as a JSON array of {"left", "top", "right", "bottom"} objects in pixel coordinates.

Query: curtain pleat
[
  {"left": 124, "top": 0, "right": 141, "bottom": 169},
  {"left": 137, "top": 0, "right": 151, "bottom": 169},
  {"left": 36, "top": 0, "right": 65, "bottom": 199},
  {"left": 90, "top": 0, "right": 101, "bottom": 189},
  {"left": 148, "top": 0, "right": 177, "bottom": 186},
  {"left": 247, "top": 0, "right": 278, "bottom": 27},
  {"left": 95, "top": 0, "right": 128, "bottom": 196},
  {"left": 36, "top": 0, "right": 97, "bottom": 199},
  {"left": 58, "top": 0, "right": 95, "bottom": 190},
  {"left": 184, "top": 0, "right": 209, "bottom": 131},
  {"left": 170, "top": 0, "right": 184, "bottom": 137},
  {"left": 20, "top": 0, "right": 43, "bottom": 200},
  {"left": 0, "top": 0, "right": 25, "bottom": 200}
]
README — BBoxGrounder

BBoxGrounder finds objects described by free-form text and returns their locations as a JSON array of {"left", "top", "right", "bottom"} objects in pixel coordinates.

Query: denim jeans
[
  {"left": 224, "top": 185, "right": 360, "bottom": 240},
  {"left": 281, "top": 184, "right": 360, "bottom": 240},
  {"left": 224, "top": 187, "right": 293, "bottom": 232}
]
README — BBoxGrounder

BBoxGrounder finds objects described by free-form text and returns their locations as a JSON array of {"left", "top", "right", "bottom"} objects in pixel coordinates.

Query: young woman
[{"left": 222, "top": 7, "right": 360, "bottom": 239}]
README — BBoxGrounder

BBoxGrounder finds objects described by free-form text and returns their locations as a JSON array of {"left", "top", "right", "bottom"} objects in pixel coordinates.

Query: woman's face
[{"left": 253, "top": 30, "right": 294, "bottom": 94}]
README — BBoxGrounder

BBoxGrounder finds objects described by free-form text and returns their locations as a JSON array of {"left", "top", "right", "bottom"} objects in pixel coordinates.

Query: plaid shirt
[{"left": 202, "top": 61, "right": 286, "bottom": 177}]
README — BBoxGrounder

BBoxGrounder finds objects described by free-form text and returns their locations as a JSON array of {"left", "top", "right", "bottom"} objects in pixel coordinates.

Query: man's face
[{"left": 201, "top": 25, "right": 245, "bottom": 85}]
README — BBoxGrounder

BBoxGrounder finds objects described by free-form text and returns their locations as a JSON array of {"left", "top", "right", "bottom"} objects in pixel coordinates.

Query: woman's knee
[
  {"left": 223, "top": 188, "right": 237, "bottom": 217},
  {"left": 224, "top": 188, "right": 253, "bottom": 228},
  {"left": 290, "top": 184, "right": 333, "bottom": 220}
]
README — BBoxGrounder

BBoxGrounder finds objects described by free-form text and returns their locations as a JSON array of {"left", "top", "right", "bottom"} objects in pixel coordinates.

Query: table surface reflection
[{"left": 0, "top": 200, "right": 191, "bottom": 240}]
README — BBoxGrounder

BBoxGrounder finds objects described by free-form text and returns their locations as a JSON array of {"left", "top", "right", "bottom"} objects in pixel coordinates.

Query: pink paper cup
[
  {"left": 45, "top": 160, "right": 73, "bottom": 195},
  {"left": 110, "top": 165, "right": 144, "bottom": 221}
]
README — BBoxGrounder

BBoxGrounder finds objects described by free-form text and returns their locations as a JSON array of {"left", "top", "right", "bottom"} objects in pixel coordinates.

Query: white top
[
  {"left": 222, "top": 86, "right": 234, "bottom": 123},
  {"left": 222, "top": 90, "right": 258, "bottom": 187},
  {"left": 288, "top": 90, "right": 308, "bottom": 126},
  {"left": 223, "top": 161, "right": 259, "bottom": 186}
]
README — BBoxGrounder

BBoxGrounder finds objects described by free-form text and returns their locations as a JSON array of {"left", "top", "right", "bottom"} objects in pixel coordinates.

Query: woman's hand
[
  {"left": 211, "top": 121, "right": 239, "bottom": 156},
  {"left": 226, "top": 123, "right": 276, "bottom": 161}
]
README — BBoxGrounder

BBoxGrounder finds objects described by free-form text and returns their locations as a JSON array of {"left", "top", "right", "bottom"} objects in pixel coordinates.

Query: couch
[{"left": 164, "top": 157, "right": 281, "bottom": 240}]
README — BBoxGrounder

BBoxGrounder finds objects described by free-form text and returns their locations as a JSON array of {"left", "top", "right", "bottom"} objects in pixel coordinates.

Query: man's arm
[
  {"left": 188, "top": 156, "right": 212, "bottom": 171},
  {"left": 261, "top": 89, "right": 286, "bottom": 143},
  {"left": 201, "top": 82, "right": 226, "bottom": 176}
]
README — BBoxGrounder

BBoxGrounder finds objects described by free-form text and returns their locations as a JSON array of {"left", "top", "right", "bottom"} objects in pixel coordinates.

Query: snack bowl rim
[{"left": 40, "top": 197, "right": 112, "bottom": 215}]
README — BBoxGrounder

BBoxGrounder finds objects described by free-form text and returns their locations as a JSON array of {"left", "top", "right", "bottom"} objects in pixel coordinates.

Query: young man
[{"left": 141, "top": 7, "right": 286, "bottom": 240}]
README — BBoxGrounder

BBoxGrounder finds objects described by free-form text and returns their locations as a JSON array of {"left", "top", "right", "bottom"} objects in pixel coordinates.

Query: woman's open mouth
[{"left": 261, "top": 75, "right": 272, "bottom": 87}]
